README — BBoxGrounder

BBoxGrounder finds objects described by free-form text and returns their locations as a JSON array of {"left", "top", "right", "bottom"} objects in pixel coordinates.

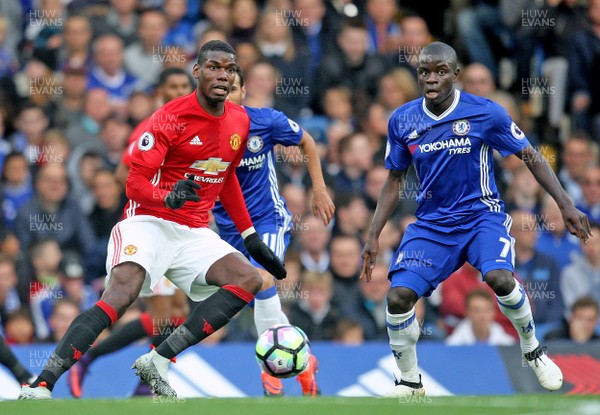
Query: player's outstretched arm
[
  {"left": 362, "top": 169, "right": 408, "bottom": 282},
  {"left": 220, "top": 169, "right": 287, "bottom": 279},
  {"left": 298, "top": 130, "right": 335, "bottom": 226},
  {"left": 517, "top": 144, "right": 591, "bottom": 242}
]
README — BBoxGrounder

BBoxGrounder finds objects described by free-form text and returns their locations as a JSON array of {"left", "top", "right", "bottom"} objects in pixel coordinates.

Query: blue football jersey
[
  {"left": 213, "top": 106, "right": 302, "bottom": 232},
  {"left": 386, "top": 90, "right": 530, "bottom": 225}
]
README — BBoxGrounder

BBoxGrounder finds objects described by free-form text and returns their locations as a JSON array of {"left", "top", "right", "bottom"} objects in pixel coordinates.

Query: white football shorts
[{"left": 105, "top": 215, "right": 239, "bottom": 302}]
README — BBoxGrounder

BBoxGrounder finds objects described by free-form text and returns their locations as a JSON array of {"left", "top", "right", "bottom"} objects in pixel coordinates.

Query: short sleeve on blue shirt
[{"left": 483, "top": 101, "right": 530, "bottom": 157}]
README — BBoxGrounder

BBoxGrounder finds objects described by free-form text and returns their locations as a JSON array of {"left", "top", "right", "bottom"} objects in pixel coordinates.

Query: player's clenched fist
[
  {"left": 164, "top": 179, "right": 201, "bottom": 210},
  {"left": 243, "top": 232, "right": 287, "bottom": 280}
]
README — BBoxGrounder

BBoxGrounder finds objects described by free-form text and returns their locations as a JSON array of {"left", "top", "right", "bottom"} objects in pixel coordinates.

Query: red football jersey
[
  {"left": 125, "top": 92, "right": 252, "bottom": 230},
  {"left": 121, "top": 116, "right": 150, "bottom": 168}
]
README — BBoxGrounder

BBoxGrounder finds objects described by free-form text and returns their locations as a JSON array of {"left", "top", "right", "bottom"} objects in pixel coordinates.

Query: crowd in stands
[{"left": 0, "top": 0, "right": 598, "bottom": 346}]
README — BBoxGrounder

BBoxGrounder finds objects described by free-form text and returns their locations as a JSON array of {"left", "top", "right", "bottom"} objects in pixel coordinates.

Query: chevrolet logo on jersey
[{"left": 189, "top": 158, "right": 231, "bottom": 175}]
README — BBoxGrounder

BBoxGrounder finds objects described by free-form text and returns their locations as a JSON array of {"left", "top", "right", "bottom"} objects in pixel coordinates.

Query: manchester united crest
[
  {"left": 123, "top": 244, "right": 138, "bottom": 255},
  {"left": 230, "top": 133, "right": 241, "bottom": 151}
]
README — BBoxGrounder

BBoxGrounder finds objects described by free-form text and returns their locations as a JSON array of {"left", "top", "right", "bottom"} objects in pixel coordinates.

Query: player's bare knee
[
  {"left": 229, "top": 264, "right": 262, "bottom": 294},
  {"left": 103, "top": 262, "right": 145, "bottom": 316},
  {"left": 387, "top": 287, "right": 418, "bottom": 314},
  {"left": 484, "top": 270, "right": 515, "bottom": 296}
]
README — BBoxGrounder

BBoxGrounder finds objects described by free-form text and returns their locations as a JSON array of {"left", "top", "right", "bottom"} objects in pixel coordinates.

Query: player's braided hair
[{"left": 196, "top": 40, "right": 237, "bottom": 65}]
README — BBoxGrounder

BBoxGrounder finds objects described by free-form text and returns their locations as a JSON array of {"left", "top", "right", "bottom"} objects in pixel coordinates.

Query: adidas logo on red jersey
[{"left": 190, "top": 135, "right": 203, "bottom": 145}]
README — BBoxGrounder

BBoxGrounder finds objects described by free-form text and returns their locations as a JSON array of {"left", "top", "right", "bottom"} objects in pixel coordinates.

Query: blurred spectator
[
  {"left": 58, "top": 15, "right": 92, "bottom": 73},
  {"left": 89, "top": 170, "right": 126, "bottom": 238},
  {"left": 456, "top": 1, "right": 507, "bottom": 80},
  {"left": 343, "top": 263, "right": 389, "bottom": 340},
  {"left": 332, "top": 193, "right": 369, "bottom": 237},
  {"left": 333, "top": 132, "right": 373, "bottom": 196},
  {"left": 14, "top": 163, "right": 96, "bottom": 263},
  {"left": 277, "top": 149, "right": 313, "bottom": 189},
  {"left": 292, "top": 0, "right": 339, "bottom": 81},
  {"left": 88, "top": 34, "right": 143, "bottom": 117},
  {"left": 461, "top": 63, "right": 496, "bottom": 98},
  {"left": 67, "top": 151, "right": 105, "bottom": 216},
  {"left": 98, "top": 115, "right": 131, "bottom": 168},
  {"left": 323, "top": 121, "right": 353, "bottom": 175},
  {"left": 65, "top": 88, "right": 111, "bottom": 150},
  {"left": 43, "top": 129, "right": 70, "bottom": 167},
  {"left": 88, "top": 169, "right": 127, "bottom": 280},
  {"left": 511, "top": 209, "right": 564, "bottom": 325},
  {"left": 19, "top": 56, "right": 60, "bottom": 115},
  {"left": 545, "top": 296, "right": 600, "bottom": 343},
  {"left": 25, "top": 238, "right": 63, "bottom": 300},
  {"left": 123, "top": 10, "right": 169, "bottom": 85},
  {"left": 287, "top": 271, "right": 341, "bottom": 340},
  {"left": 127, "top": 91, "right": 154, "bottom": 128},
  {"left": 243, "top": 60, "right": 277, "bottom": 110},
  {"left": 377, "top": 220, "right": 401, "bottom": 265},
  {"left": 30, "top": 250, "right": 97, "bottom": 340},
  {"left": 316, "top": 18, "right": 389, "bottom": 106},
  {"left": 329, "top": 234, "right": 362, "bottom": 306},
  {"left": 11, "top": 103, "right": 49, "bottom": 165},
  {"left": 397, "top": 14, "right": 433, "bottom": 71},
  {"left": 322, "top": 86, "right": 355, "bottom": 131},
  {"left": 235, "top": 41, "right": 262, "bottom": 74},
  {"left": 504, "top": 165, "right": 542, "bottom": 213},
  {"left": 277, "top": 251, "right": 303, "bottom": 310},
  {"left": 576, "top": 165, "right": 600, "bottom": 224},
  {"left": 24, "top": 0, "right": 64, "bottom": 59},
  {"left": 0, "top": 0, "right": 21, "bottom": 56},
  {"left": 0, "top": 16, "right": 18, "bottom": 78},
  {"left": 194, "top": 0, "right": 231, "bottom": 38},
  {"left": 446, "top": 288, "right": 515, "bottom": 346},
  {"left": 365, "top": 0, "right": 400, "bottom": 55},
  {"left": 560, "top": 222, "right": 600, "bottom": 313},
  {"left": 44, "top": 298, "right": 80, "bottom": 342},
  {"left": 94, "top": 0, "right": 139, "bottom": 46},
  {"left": 378, "top": 68, "right": 419, "bottom": 117},
  {"left": 536, "top": 195, "right": 581, "bottom": 272},
  {"left": 280, "top": 183, "right": 308, "bottom": 220},
  {"left": 0, "top": 254, "right": 21, "bottom": 326},
  {"left": 0, "top": 216, "right": 18, "bottom": 260},
  {"left": 3, "top": 308, "right": 35, "bottom": 344},
  {"left": 364, "top": 164, "right": 387, "bottom": 211},
  {"left": 54, "top": 68, "right": 87, "bottom": 130},
  {"left": 2, "top": 152, "right": 34, "bottom": 230},
  {"left": 256, "top": 8, "right": 311, "bottom": 118},
  {"left": 359, "top": 106, "right": 386, "bottom": 163},
  {"left": 163, "top": 0, "right": 195, "bottom": 53},
  {"left": 440, "top": 262, "right": 515, "bottom": 337},
  {"left": 124, "top": 10, "right": 169, "bottom": 86},
  {"left": 331, "top": 318, "right": 364, "bottom": 345},
  {"left": 229, "top": 0, "right": 259, "bottom": 48},
  {"left": 298, "top": 215, "right": 331, "bottom": 272},
  {"left": 568, "top": 0, "right": 600, "bottom": 140},
  {"left": 558, "top": 132, "right": 594, "bottom": 204}
]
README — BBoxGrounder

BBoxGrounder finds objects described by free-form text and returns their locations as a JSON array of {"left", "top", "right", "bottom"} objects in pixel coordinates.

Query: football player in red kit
[
  {"left": 68, "top": 67, "right": 194, "bottom": 398},
  {"left": 20, "top": 40, "right": 286, "bottom": 399}
]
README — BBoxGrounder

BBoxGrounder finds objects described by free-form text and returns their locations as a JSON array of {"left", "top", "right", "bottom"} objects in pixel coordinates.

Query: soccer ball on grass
[{"left": 255, "top": 324, "right": 311, "bottom": 378}]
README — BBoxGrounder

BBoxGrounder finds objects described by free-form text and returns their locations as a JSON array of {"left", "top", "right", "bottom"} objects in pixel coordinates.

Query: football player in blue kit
[
  {"left": 362, "top": 42, "right": 591, "bottom": 397},
  {"left": 214, "top": 67, "right": 335, "bottom": 396}
]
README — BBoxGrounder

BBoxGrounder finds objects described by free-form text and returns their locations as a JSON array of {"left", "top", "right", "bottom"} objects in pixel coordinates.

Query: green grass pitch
[{"left": 2, "top": 395, "right": 600, "bottom": 415}]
